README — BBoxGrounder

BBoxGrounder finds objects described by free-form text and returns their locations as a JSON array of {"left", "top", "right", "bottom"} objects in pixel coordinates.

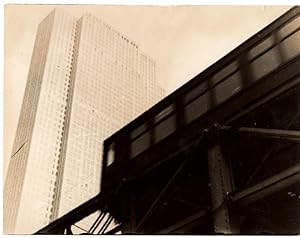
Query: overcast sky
[{"left": 4, "top": 4, "right": 291, "bottom": 177}]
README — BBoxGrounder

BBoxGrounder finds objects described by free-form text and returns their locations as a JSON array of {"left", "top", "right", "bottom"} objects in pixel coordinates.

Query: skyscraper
[{"left": 4, "top": 8, "right": 165, "bottom": 234}]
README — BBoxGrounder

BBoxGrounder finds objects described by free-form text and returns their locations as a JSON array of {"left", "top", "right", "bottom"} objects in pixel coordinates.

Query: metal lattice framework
[{"left": 36, "top": 125, "right": 300, "bottom": 234}]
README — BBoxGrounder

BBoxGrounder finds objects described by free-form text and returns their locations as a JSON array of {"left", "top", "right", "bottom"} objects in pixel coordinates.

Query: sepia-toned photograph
[{"left": 3, "top": 2, "right": 300, "bottom": 235}]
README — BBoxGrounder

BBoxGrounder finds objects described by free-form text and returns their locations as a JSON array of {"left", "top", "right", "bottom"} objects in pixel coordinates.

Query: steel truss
[{"left": 36, "top": 124, "right": 300, "bottom": 234}]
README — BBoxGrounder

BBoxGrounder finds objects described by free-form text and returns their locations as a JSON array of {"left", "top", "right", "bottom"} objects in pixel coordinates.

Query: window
[
  {"left": 249, "top": 35, "right": 275, "bottom": 60},
  {"left": 154, "top": 104, "right": 175, "bottom": 123},
  {"left": 250, "top": 47, "right": 281, "bottom": 80},
  {"left": 184, "top": 92, "right": 210, "bottom": 124},
  {"left": 184, "top": 81, "right": 208, "bottom": 104},
  {"left": 130, "top": 123, "right": 148, "bottom": 140},
  {"left": 130, "top": 132, "right": 151, "bottom": 159},
  {"left": 154, "top": 115, "right": 176, "bottom": 143},
  {"left": 214, "top": 71, "right": 242, "bottom": 104},
  {"left": 279, "top": 15, "right": 300, "bottom": 40},
  {"left": 280, "top": 30, "right": 300, "bottom": 61},
  {"left": 212, "top": 61, "right": 239, "bottom": 86}
]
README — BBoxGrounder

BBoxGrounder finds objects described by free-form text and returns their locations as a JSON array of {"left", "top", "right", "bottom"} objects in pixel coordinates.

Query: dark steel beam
[
  {"left": 135, "top": 158, "right": 189, "bottom": 232},
  {"left": 89, "top": 210, "right": 106, "bottom": 234},
  {"left": 104, "top": 224, "right": 122, "bottom": 235},
  {"left": 158, "top": 209, "right": 208, "bottom": 234},
  {"left": 208, "top": 142, "right": 236, "bottom": 234},
  {"left": 98, "top": 215, "right": 113, "bottom": 234},
  {"left": 230, "top": 164, "right": 300, "bottom": 206},
  {"left": 220, "top": 126, "right": 300, "bottom": 142},
  {"left": 121, "top": 192, "right": 137, "bottom": 233},
  {"left": 127, "top": 136, "right": 202, "bottom": 182},
  {"left": 66, "top": 225, "right": 73, "bottom": 235},
  {"left": 35, "top": 192, "right": 108, "bottom": 234},
  {"left": 172, "top": 197, "right": 208, "bottom": 209}
]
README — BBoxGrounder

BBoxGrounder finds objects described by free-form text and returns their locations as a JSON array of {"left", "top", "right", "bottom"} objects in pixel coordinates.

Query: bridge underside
[{"left": 36, "top": 84, "right": 300, "bottom": 235}]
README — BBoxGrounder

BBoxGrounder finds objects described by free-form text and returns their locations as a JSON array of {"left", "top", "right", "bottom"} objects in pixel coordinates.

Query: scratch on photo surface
[{"left": 11, "top": 141, "right": 28, "bottom": 159}]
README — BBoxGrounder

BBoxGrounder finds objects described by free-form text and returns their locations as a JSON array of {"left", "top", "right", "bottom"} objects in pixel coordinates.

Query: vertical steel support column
[
  {"left": 207, "top": 130, "right": 237, "bottom": 234},
  {"left": 127, "top": 193, "right": 137, "bottom": 233},
  {"left": 121, "top": 189, "right": 136, "bottom": 234}
]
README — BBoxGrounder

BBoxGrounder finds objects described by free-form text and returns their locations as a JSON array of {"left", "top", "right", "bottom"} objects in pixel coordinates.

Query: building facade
[{"left": 4, "top": 8, "right": 165, "bottom": 234}]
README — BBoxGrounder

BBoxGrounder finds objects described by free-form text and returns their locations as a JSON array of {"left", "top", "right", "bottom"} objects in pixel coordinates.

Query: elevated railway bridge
[{"left": 37, "top": 6, "right": 300, "bottom": 235}]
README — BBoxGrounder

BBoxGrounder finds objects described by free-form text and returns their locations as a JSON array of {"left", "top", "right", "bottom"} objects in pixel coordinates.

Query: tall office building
[{"left": 4, "top": 8, "right": 165, "bottom": 234}]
